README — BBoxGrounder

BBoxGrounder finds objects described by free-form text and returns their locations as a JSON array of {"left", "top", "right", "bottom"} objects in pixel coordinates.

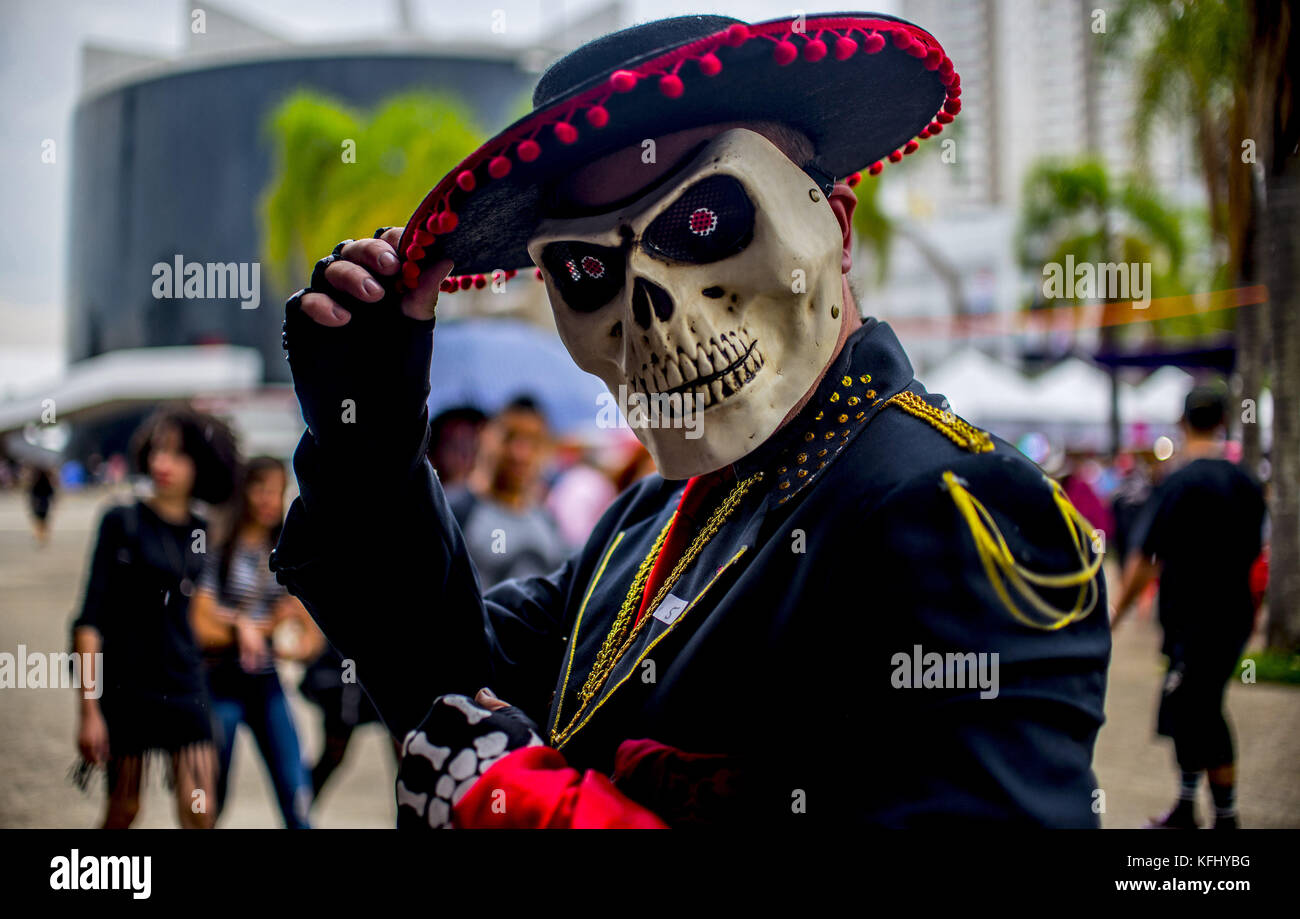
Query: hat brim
[{"left": 396, "top": 12, "right": 960, "bottom": 289}]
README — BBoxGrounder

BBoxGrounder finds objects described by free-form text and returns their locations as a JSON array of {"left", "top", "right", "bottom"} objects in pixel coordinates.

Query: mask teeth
[{"left": 678, "top": 349, "right": 697, "bottom": 383}]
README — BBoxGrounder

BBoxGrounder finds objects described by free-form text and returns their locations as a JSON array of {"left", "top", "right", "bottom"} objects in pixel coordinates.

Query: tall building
[{"left": 867, "top": 0, "right": 1202, "bottom": 373}]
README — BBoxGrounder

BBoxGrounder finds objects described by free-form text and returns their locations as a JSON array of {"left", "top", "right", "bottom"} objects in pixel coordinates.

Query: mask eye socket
[
  {"left": 643, "top": 174, "right": 755, "bottom": 264},
  {"left": 540, "top": 241, "right": 624, "bottom": 312}
]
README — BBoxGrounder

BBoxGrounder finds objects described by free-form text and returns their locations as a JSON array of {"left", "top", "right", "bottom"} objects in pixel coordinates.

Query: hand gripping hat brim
[{"left": 395, "top": 12, "right": 961, "bottom": 292}]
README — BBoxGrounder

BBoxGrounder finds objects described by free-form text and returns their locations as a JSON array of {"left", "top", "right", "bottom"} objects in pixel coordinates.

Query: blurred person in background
[
  {"left": 1112, "top": 386, "right": 1268, "bottom": 829},
  {"left": 190, "top": 455, "right": 322, "bottom": 828},
  {"left": 427, "top": 405, "right": 487, "bottom": 493},
  {"left": 447, "top": 396, "right": 565, "bottom": 588},
  {"left": 1110, "top": 452, "right": 1153, "bottom": 565},
  {"left": 27, "top": 465, "right": 58, "bottom": 547},
  {"left": 545, "top": 437, "right": 618, "bottom": 551},
  {"left": 1057, "top": 454, "right": 1114, "bottom": 549},
  {"left": 299, "top": 643, "right": 396, "bottom": 803},
  {"left": 70, "top": 404, "right": 238, "bottom": 828}
]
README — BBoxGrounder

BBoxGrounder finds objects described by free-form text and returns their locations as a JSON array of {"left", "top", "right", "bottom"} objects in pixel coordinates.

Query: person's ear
[{"left": 827, "top": 182, "right": 857, "bottom": 275}]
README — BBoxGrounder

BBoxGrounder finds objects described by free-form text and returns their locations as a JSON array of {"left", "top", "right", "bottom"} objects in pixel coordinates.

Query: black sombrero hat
[{"left": 395, "top": 11, "right": 961, "bottom": 294}]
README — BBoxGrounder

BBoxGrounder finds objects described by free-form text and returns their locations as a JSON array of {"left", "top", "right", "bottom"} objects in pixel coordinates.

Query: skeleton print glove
[{"left": 396, "top": 693, "right": 544, "bottom": 829}]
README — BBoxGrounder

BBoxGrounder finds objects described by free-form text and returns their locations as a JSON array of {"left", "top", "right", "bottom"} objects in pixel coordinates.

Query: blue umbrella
[{"left": 427, "top": 318, "right": 608, "bottom": 434}]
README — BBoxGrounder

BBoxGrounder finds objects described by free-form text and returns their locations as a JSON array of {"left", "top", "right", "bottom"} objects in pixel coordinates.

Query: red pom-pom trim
[
  {"left": 834, "top": 37, "right": 858, "bottom": 60},
  {"left": 406, "top": 244, "right": 425, "bottom": 261},
  {"left": 554, "top": 122, "right": 578, "bottom": 144},
  {"left": 936, "top": 111, "right": 954, "bottom": 124},
  {"left": 924, "top": 48, "right": 942, "bottom": 70},
  {"left": 456, "top": 170, "right": 476, "bottom": 192},
  {"left": 473, "top": 274, "right": 487, "bottom": 289},
  {"left": 868, "top": 161, "right": 884, "bottom": 176},
  {"left": 847, "top": 171, "right": 862, "bottom": 187},
  {"left": 659, "top": 74, "right": 684, "bottom": 98},
  {"left": 918, "top": 127, "right": 931, "bottom": 139},
  {"left": 437, "top": 211, "right": 459, "bottom": 233},
  {"left": 402, "top": 262, "right": 421, "bottom": 282},
  {"left": 940, "top": 69, "right": 958, "bottom": 86},
  {"left": 803, "top": 38, "right": 827, "bottom": 62},
  {"left": 517, "top": 140, "right": 541, "bottom": 162},
  {"left": 488, "top": 155, "right": 512, "bottom": 178},
  {"left": 863, "top": 32, "right": 885, "bottom": 53},
  {"left": 534, "top": 268, "right": 543, "bottom": 280},
  {"left": 904, "top": 140, "right": 919, "bottom": 155},
  {"left": 458, "top": 275, "right": 473, "bottom": 291},
  {"left": 610, "top": 70, "right": 638, "bottom": 92},
  {"left": 907, "top": 41, "right": 928, "bottom": 59},
  {"left": 723, "top": 24, "right": 749, "bottom": 47},
  {"left": 774, "top": 41, "right": 798, "bottom": 66},
  {"left": 415, "top": 228, "right": 435, "bottom": 246},
  {"left": 888, "top": 150, "right": 903, "bottom": 163},
  {"left": 440, "top": 279, "right": 456, "bottom": 293},
  {"left": 585, "top": 105, "right": 609, "bottom": 128},
  {"left": 929, "top": 121, "right": 944, "bottom": 133},
  {"left": 944, "top": 97, "right": 962, "bottom": 114},
  {"left": 698, "top": 53, "right": 722, "bottom": 76}
]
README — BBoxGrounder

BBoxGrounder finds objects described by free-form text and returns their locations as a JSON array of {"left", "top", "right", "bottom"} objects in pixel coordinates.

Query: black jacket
[{"left": 271, "top": 297, "right": 1111, "bottom": 827}]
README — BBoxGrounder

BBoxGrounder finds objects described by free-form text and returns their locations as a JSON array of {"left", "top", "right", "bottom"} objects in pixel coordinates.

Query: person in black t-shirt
[
  {"left": 1112, "top": 386, "right": 1267, "bottom": 829},
  {"left": 70, "top": 404, "right": 238, "bottom": 828}
]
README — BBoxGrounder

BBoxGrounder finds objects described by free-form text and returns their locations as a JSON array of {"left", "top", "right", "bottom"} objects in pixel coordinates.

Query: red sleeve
[{"left": 452, "top": 746, "right": 669, "bottom": 829}]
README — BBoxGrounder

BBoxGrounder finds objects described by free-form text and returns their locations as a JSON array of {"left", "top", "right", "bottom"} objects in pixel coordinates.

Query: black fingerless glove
[{"left": 281, "top": 235, "right": 436, "bottom": 472}]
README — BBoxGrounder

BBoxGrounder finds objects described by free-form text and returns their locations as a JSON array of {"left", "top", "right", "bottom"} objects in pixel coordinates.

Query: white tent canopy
[
  {"left": 923, "top": 348, "right": 1205, "bottom": 434},
  {"left": 0, "top": 345, "right": 263, "bottom": 434}
]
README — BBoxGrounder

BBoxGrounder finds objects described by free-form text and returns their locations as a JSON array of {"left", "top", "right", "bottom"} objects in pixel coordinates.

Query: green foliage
[
  {"left": 1238, "top": 649, "right": 1300, "bottom": 686},
  {"left": 1106, "top": 0, "right": 1252, "bottom": 170},
  {"left": 259, "top": 90, "right": 484, "bottom": 289},
  {"left": 850, "top": 173, "right": 892, "bottom": 285},
  {"left": 1014, "top": 158, "right": 1231, "bottom": 339}
]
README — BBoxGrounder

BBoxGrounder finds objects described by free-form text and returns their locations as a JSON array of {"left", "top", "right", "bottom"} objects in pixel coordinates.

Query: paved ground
[{"left": 1, "top": 486, "right": 1296, "bottom": 828}]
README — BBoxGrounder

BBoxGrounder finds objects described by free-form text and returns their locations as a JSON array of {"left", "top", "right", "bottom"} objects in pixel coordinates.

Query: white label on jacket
[{"left": 653, "top": 593, "right": 689, "bottom": 625}]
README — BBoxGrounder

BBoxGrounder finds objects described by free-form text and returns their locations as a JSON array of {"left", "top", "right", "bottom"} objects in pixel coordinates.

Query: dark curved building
[{"left": 67, "top": 45, "right": 534, "bottom": 383}]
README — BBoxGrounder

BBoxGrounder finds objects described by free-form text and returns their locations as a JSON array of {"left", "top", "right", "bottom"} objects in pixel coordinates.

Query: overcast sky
[{"left": 2, "top": 0, "right": 873, "bottom": 330}]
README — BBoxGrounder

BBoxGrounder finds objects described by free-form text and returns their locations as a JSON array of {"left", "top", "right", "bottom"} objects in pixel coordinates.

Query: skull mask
[{"left": 528, "top": 128, "right": 844, "bottom": 480}]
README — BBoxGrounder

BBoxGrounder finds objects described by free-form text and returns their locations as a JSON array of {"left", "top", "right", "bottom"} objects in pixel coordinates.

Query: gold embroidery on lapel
[
  {"left": 554, "top": 545, "right": 750, "bottom": 752},
  {"left": 884, "top": 390, "right": 994, "bottom": 453},
  {"left": 550, "top": 530, "right": 625, "bottom": 736}
]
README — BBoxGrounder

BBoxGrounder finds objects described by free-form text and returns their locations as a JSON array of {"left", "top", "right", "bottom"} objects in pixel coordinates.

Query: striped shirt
[{"left": 198, "top": 541, "right": 284, "bottom": 676}]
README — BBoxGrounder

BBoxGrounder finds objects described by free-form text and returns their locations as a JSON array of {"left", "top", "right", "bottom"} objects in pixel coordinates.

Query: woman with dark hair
[
  {"left": 70, "top": 403, "right": 238, "bottom": 828},
  {"left": 190, "top": 455, "right": 322, "bottom": 828}
]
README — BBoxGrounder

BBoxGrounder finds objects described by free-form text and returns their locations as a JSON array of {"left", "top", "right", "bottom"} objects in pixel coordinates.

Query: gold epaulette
[
  {"left": 941, "top": 470, "right": 1102, "bottom": 630},
  {"left": 884, "top": 390, "right": 994, "bottom": 454}
]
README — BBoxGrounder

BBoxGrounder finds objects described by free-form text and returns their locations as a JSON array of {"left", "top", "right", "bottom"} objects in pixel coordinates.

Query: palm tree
[
  {"left": 1112, "top": 0, "right": 1299, "bottom": 654},
  {"left": 1016, "top": 159, "right": 1190, "bottom": 453},
  {"left": 1106, "top": 0, "right": 1265, "bottom": 467},
  {"left": 1246, "top": 0, "right": 1299, "bottom": 653},
  {"left": 259, "top": 90, "right": 483, "bottom": 289}
]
